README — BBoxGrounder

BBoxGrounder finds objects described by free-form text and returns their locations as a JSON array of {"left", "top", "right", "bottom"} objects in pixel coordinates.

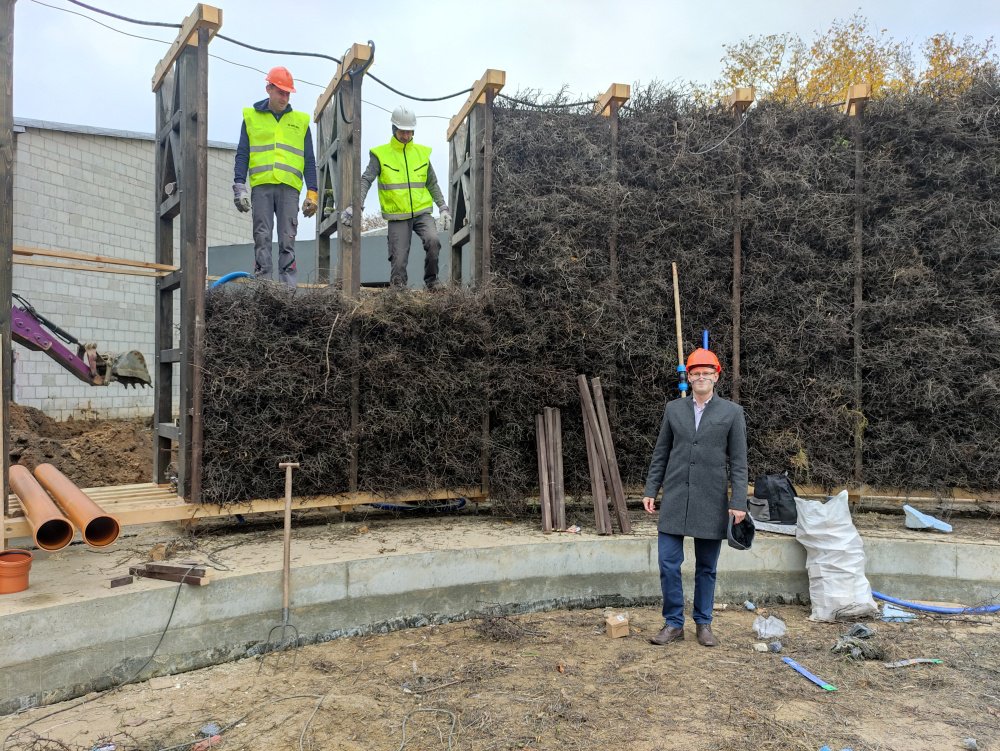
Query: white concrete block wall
[{"left": 11, "top": 121, "right": 251, "bottom": 420}]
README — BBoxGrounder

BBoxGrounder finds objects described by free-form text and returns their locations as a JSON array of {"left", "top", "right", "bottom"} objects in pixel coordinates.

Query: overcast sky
[{"left": 11, "top": 0, "right": 999, "bottom": 225}]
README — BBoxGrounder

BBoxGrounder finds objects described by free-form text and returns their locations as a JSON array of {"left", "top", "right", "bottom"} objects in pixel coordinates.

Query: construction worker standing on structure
[
  {"left": 232, "top": 66, "right": 318, "bottom": 289},
  {"left": 345, "top": 106, "right": 451, "bottom": 289},
  {"left": 641, "top": 348, "right": 749, "bottom": 648}
]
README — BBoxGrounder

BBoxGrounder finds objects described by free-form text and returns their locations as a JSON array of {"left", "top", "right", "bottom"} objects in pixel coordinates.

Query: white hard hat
[{"left": 391, "top": 105, "right": 417, "bottom": 130}]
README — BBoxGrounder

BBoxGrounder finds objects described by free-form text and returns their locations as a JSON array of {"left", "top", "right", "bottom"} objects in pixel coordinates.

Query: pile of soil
[{"left": 6, "top": 403, "right": 152, "bottom": 488}]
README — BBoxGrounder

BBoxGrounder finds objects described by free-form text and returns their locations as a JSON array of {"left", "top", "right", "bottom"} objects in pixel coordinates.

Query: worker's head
[
  {"left": 391, "top": 105, "right": 417, "bottom": 143},
  {"left": 686, "top": 348, "right": 721, "bottom": 398},
  {"left": 265, "top": 66, "right": 296, "bottom": 113}
]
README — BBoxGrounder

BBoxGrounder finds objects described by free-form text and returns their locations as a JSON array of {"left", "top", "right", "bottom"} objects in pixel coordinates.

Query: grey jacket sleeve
[
  {"left": 358, "top": 152, "right": 380, "bottom": 203},
  {"left": 727, "top": 407, "right": 749, "bottom": 510},
  {"left": 427, "top": 163, "right": 448, "bottom": 211},
  {"left": 643, "top": 407, "right": 673, "bottom": 498}
]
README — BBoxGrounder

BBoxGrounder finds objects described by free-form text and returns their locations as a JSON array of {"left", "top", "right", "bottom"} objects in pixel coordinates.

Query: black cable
[
  {"left": 30, "top": 0, "right": 177, "bottom": 44},
  {"left": 688, "top": 113, "right": 750, "bottom": 155},
  {"left": 215, "top": 34, "right": 342, "bottom": 65},
  {"left": 497, "top": 93, "right": 598, "bottom": 109},
  {"left": 64, "top": 0, "right": 179, "bottom": 27},
  {"left": 367, "top": 73, "right": 472, "bottom": 102}
]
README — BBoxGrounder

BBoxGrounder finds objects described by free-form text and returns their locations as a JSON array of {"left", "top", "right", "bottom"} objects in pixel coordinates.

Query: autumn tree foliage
[{"left": 713, "top": 13, "right": 996, "bottom": 103}]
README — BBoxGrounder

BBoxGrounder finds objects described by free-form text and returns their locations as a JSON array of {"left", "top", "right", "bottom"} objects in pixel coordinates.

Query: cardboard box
[{"left": 605, "top": 612, "right": 630, "bottom": 638}]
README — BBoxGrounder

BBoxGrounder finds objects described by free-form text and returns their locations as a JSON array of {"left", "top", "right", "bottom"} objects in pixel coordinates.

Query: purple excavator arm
[{"left": 10, "top": 295, "right": 151, "bottom": 388}]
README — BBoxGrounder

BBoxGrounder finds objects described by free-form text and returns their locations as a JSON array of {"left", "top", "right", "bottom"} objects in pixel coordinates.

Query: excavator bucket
[{"left": 107, "top": 350, "right": 152, "bottom": 388}]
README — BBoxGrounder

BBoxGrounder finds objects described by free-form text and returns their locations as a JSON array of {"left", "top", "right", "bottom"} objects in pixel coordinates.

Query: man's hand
[
  {"left": 302, "top": 189, "right": 318, "bottom": 218},
  {"left": 439, "top": 207, "right": 452, "bottom": 231},
  {"left": 341, "top": 205, "right": 353, "bottom": 224},
  {"left": 233, "top": 182, "right": 251, "bottom": 213},
  {"left": 729, "top": 509, "right": 747, "bottom": 523},
  {"left": 642, "top": 496, "right": 657, "bottom": 514}
]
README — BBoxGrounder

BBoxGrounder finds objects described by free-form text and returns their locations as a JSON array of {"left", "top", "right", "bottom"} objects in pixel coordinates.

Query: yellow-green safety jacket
[
  {"left": 243, "top": 108, "right": 310, "bottom": 193},
  {"left": 371, "top": 139, "right": 434, "bottom": 220}
]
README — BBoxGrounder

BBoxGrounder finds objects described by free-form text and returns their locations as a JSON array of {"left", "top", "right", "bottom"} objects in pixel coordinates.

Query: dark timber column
[
  {"left": 0, "top": 0, "right": 15, "bottom": 520},
  {"left": 150, "top": 4, "right": 221, "bottom": 501},
  {"left": 314, "top": 43, "right": 371, "bottom": 295},
  {"left": 594, "top": 84, "right": 631, "bottom": 290},
  {"left": 845, "top": 83, "right": 870, "bottom": 501},
  {"left": 728, "top": 87, "right": 754, "bottom": 403}
]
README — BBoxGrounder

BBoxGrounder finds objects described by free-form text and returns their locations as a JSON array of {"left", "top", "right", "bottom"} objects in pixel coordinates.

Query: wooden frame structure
[
  {"left": 1, "top": 0, "right": 14, "bottom": 519},
  {"left": 151, "top": 4, "right": 221, "bottom": 503},
  {"left": 315, "top": 42, "right": 372, "bottom": 294},
  {"left": 446, "top": 69, "right": 505, "bottom": 288}
]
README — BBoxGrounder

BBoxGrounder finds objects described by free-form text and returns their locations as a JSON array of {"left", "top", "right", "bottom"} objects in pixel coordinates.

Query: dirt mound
[{"left": 7, "top": 403, "right": 152, "bottom": 488}]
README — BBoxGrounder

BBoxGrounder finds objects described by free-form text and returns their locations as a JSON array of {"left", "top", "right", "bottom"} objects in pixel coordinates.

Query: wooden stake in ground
[
  {"left": 590, "top": 377, "right": 631, "bottom": 534},
  {"left": 535, "top": 413, "right": 553, "bottom": 534}
]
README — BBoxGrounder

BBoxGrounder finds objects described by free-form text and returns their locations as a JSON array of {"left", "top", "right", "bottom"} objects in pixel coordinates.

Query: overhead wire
[
  {"left": 498, "top": 93, "right": 598, "bottom": 109},
  {"left": 688, "top": 113, "right": 750, "bottom": 155}
]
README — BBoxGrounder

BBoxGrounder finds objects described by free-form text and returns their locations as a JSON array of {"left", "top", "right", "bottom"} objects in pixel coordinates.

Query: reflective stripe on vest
[
  {"left": 371, "top": 139, "right": 433, "bottom": 220},
  {"left": 243, "top": 108, "right": 310, "bottom": 192}
]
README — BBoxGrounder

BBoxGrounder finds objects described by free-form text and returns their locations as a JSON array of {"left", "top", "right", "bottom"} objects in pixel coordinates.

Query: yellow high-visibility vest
[
  {"left": 243, "top": 108, "right": 309, "bottom": 193},
  {"left": 371, "top": 139, "right": 433, "bottom": 220}
]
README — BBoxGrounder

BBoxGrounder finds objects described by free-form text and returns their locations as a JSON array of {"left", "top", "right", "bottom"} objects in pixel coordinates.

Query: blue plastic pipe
[
  {"left": 702, "top": 329, "right": 709, "bottom": 350},
  {"left": 873, "top": 591, "right": 1000, "bottom": 615},
  {"left": 210, "top": 271, "right": 253, "bottom": 289}
]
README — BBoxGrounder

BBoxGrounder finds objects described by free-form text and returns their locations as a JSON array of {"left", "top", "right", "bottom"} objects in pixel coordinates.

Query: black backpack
[{"left": 749, "top": 474, "right": 798, "bottom": 525}]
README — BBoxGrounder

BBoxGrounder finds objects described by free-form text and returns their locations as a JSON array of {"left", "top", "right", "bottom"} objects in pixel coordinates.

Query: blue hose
[
  {"left": 873, "top": 591, "right": 1000, "bottom": 615},
  {"left": 369, "top": 497, "right": 467, "bottom": 514},
  {"left": 210, "top": 271, "right": 253, "bottom": 289}
]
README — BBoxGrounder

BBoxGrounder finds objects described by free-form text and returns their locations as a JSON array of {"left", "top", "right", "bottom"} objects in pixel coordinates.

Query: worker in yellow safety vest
[
  {"left": 233, "top": 66, "right": 318, "bottom": 289},
  {"left": 344, "top": 106, "right": 451, "bottom": 289}
]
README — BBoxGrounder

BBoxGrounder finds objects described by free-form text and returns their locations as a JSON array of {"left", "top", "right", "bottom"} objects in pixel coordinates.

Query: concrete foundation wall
[
  {"left": 11, "top": 120, "right": 248, "bottom": 420},
  {"left": 2, "top": 534, "right": 996, "bottom": 715}
]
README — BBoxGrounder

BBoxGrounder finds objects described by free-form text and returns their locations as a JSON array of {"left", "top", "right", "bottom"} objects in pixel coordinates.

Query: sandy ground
[{"left": 1, "top": 511, "right": 998, "bottom": 750}]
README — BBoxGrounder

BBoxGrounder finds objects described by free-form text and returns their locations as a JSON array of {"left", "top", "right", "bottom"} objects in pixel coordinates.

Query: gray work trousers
[
  {"left": 386, "top": 213, "right": 440, "bottom": 289},
  {"left": 251, "top": 183, "right": 299, "bottom": 288}
]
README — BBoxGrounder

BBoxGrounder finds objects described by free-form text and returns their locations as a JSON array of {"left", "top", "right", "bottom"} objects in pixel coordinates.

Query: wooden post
[
  {"left": 314, "top": 44, "right": 371, "bottom": 296},
  {"left": 595, "top": 84, "right": 630, "bottom": 290},
  {"left": 581, "top": 392, "right": 612, "bottom": 534},
  {"left": 151, "top": 4, "right": 221, "bottom": 501},
  {"left": 845, "top": 83, "right": 869, "bottom": 503},
  {"left": 728, "top": 87, "right": 754, "bottom": 403},
  {"left": 591, "top": 377, "right": 631, "bottom": 534},
  {"left": 535, "top": 413, "right": 552, "bottom": 533},
  {"left": 447, "top": 69, "right": 505, "bottom": 288},
  {"left": 0, "top": 0, "right": 15, "bottom": 521}
]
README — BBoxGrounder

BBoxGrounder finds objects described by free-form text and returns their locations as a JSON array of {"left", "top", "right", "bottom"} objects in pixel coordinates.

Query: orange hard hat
[
  {"left": 686, "top": 348, "right": 722, "bottom": 373},
  {"left": 265, "top": 66, "right": 296, "bottom": 93}
]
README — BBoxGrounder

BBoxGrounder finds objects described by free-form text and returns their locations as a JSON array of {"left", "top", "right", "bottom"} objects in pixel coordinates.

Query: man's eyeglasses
[{"left": 688, "top": 371, "right": 717, "bottom": 380}]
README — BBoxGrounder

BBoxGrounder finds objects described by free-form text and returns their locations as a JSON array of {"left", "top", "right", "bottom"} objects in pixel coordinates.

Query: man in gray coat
[{"left": 642, "top": 348, "right": 748, "bottom": 647}]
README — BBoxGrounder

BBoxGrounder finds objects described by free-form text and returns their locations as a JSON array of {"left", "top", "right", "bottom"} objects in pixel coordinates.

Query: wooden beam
[
  {"left": 843, "top": 82, "right": 870, "bottom": 117},
  {"left": 151, "top": 4, "right": 222, "bottom": 92},
  {"left": 728, "top": 86, "right": 755, "bottom": 114},
  {"left": 314, "top": 42, "right": 373, "bottom": 121},
  {"left": 447, "top": 69, "right": 506, "bottom": 140},
  {"left": 594, "top": 83, "right": 630, "bottom": 116},
  {"left": 13, "top": 256, "right": 168, "bottom": 277},
  {"left": 1, "top": 0, "right": 15, "bottom": 524},
  {"left": 14, "top": 245, "right": 178, "bottom": 271}
]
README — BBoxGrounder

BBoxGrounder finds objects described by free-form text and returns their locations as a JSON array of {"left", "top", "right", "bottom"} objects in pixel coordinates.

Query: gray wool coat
[{"left": 642, "top": 395, "right": 749, "bottom": 540}]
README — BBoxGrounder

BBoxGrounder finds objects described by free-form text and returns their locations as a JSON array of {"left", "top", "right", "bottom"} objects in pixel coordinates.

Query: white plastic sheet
[{"left": 795, "top": 490, "right": 878, "bottom": 622}]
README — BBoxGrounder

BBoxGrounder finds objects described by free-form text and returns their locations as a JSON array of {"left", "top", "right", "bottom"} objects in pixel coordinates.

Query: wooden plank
[
  {"left": 130, "top": 565, "right": 210, "bottom": 586},
  {"left": 13, "top": 245, "right": 177, "bottom": 271},
  {"left": 544, "top": 407, "right": 559, "bottom": 530},
  {"left": 552, "top": 408, "right": 566, "bottom": 531},
  {"left": 535, "top": 413, "right": 552, "bottom": 534},
  {"left": 1, "top": 0, "right": 14, "bottom": 526},
  {"left": 581, "top": 392, "right": 611, "bottom": 534},
  {"left": 144, "top": 561, "right": 207, "bottom": 577},
  {"left": 578, "top": 374, "right": 621, "bottom": 532},
  {"left": 313, "top": 42, "right": 373, "bottom": 121},
  {"left": 590, "top": 377, "right": 631, "bottom": 534},
  {"left": 447, "top": 69, "right": 506, "bottom": 141},
  {"left": 843, "top": 82, "right": 871, "bottom": 117},
  {"left": 727, "top": 86, "right": 755, "bottom": 112},
  {"left": 594, "top": 83, "right": 631, "bottom": 116},
  {"left": 151, "top": 4, "right": 222, "bottom": 92},
  {"left": 13, "top": 256, "right": 167, "bottom": 277}
]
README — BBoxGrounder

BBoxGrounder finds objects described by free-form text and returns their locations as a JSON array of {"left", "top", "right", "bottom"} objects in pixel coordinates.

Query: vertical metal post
[{"left": 0, "top": 0, "right": 15, "bottom": 519}]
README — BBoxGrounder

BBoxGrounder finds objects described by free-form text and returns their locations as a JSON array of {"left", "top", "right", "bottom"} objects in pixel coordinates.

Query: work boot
[
  {"left": 649, "top": 625, "right": 685, "bottom": 645},
  {"left": 696, "top": 623, "right": 719, "bottom": 647}
]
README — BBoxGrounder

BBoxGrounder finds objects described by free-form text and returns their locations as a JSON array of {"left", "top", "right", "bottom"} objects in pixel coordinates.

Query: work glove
[
  {"left": 341, "top": 205, "right": 353, "bottom": 224},
  {"left": 302, "top": 189, "right": 318, "bottom": 218},
  {"left": 232, "top": 182, "right": 251, "bottom": 213},
  {"left": 439, "top": 207, "right": 452, "bottom": 231}
]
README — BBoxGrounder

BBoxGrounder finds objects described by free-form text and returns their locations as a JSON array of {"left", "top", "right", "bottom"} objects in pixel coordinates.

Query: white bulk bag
[{"left": 795, "top": 490, "right": 878, "bottom": 622}]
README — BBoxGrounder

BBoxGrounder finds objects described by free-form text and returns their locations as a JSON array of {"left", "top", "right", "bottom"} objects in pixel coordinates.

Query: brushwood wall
[{"left": 202, "top": 81, "right": 1000, "bottom": 505}]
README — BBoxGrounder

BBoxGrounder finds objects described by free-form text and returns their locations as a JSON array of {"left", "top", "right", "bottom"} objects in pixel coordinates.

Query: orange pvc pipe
[
  {"left": 9, "top": 465, "right": 75, "bottom": 551},
  {"left": 33, "top": 464, "right": 120, "bottom": 548}
]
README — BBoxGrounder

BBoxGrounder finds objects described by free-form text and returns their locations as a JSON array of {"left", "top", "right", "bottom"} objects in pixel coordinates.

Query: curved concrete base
[{"left": 1, "top": 531, "right": 997, "bottom": 715}]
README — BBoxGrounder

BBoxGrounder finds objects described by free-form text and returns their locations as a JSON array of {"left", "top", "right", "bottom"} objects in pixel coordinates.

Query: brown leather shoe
[
  {"left": 696, "top": 623, "right": 719, "bottom": 647},
  {"left": 649, "top": 625, "right": 685, "bottom": 645}
]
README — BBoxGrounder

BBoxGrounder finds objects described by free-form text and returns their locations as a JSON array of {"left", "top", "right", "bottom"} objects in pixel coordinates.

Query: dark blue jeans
[{"left": 658, "top": 533, "right": 723, "bottom": 629}]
